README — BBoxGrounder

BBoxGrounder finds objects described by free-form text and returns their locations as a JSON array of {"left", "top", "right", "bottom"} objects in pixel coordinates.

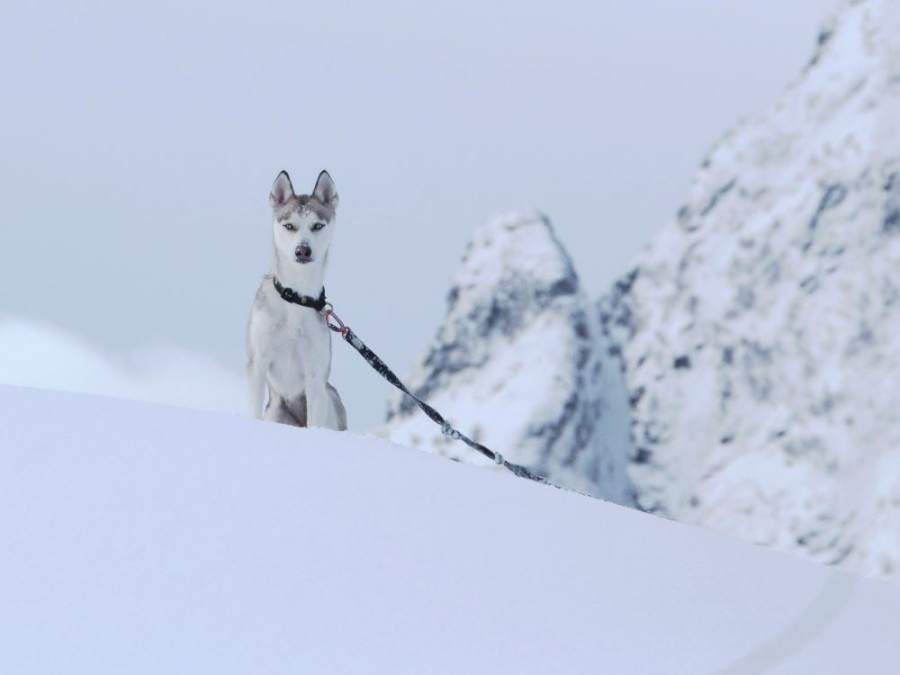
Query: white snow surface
[
  {"left": 2, "top": 384, "right": 900, "bottom": 674},
  {"left": 599, "top": 0, "right": 900, "bottom": 583}
]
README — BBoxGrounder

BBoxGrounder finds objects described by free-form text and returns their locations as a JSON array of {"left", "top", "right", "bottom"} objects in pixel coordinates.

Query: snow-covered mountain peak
[
  {"left": 385, "top": 212, "right": 578, "bottom": 423},
  {"left": 685, "top": 0, "right": 900, "bottom": 229},
  {"left": 450, "top": 211, "right": 578, "bottom": 305},
  {"left": 384, "top": 212, "right": 633, "bottom": 501},
  {"left": 599, "top": 0, "right": 900, "bottom": 582}
]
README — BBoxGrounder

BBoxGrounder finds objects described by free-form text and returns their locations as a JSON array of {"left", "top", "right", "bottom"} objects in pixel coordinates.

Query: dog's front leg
[
  {"left": 247, "top": 356, "right": 267, "bottom": 419},
  {"left": 304, "top": 375, "right": 331, "bottom": 428}
]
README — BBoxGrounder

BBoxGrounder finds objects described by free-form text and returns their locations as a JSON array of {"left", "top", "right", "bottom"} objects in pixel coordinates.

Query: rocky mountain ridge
[
  {"left": 599, "top": 0, "right": 900, "bottom": 582},
  {"left": 385, "top": 0, "right": 900, "bottom": 583}
]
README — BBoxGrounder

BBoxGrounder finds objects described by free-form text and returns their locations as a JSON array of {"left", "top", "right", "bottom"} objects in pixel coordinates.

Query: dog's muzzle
[{"left": 295, "top": 243, "right": 313, "bottom": 263}]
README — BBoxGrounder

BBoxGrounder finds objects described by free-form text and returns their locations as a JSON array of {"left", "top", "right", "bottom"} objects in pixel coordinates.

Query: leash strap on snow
[{"left": 323, "top": 305, "right": 548, "bottom": 485}]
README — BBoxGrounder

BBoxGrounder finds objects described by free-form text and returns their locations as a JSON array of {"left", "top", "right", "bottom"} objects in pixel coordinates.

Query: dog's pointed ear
[
  {"left": 269, "top": 171, "right": 295, "bottom": 209},
  {"left": 312, "top": 170, "right": 339, "bottom": 208}
]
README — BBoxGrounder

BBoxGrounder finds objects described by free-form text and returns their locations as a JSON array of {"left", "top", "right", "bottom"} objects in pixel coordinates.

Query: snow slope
[
  {"left": 2, "top": 384, "right": 899, "bottom": 674},
  {"left": 599, "top": 0, "right": 900, "bottom": 583}
]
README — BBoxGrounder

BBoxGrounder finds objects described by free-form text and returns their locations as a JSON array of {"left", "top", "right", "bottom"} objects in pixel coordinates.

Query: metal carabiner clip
[{"left": 323, "top": 303, "right": 349, "bottom": 337}]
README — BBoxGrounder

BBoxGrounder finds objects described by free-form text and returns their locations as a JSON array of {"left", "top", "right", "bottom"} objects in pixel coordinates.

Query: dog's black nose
[{"left": 295, "top": 243, "right": 312, "bottom": 261}]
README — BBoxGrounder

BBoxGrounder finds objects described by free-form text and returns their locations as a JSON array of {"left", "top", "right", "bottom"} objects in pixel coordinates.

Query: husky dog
[{"left": 246, "top": 170, "right": 347, "bottom": 430}]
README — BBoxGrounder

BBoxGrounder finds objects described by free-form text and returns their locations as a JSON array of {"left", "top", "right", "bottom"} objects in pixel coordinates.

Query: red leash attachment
[{"left": 323, "top": 303, "right": 349, "bottom": 338}]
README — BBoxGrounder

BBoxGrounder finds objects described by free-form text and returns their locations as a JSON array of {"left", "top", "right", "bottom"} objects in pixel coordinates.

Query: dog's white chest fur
[{"left": 261, "top": 298, "right": 330, "bottom": 400}]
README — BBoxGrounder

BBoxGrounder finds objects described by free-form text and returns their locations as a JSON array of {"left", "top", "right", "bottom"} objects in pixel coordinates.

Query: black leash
[{"left": 321, "top": 304, "right": 549, "bottom": 485}]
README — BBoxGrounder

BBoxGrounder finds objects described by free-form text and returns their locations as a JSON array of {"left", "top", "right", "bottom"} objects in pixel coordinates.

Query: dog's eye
[
  {"left": 283, "top": 223, "right": 296, "bottom": 231},
  {"left": 312, "top": 222, "right": 326, "bottom": 232}
]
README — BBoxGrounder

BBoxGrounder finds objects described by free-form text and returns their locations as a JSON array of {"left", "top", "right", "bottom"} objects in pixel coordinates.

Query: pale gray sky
[{"left": 0, "top": 0, "right": 836, "bottom": 430}]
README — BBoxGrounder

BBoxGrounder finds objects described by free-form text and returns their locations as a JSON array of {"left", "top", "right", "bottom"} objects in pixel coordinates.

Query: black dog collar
[{"left": 273, "top": 277, "right": 327, "bottom": 311}]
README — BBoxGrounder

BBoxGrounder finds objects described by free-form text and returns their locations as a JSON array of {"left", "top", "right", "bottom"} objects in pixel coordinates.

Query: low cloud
[{"left": 0, "top": 317, "right": 244, "bottom": 415}]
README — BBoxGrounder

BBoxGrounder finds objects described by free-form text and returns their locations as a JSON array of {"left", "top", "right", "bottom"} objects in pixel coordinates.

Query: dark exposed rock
[{"left": 673, "top": 355, "right": 691, "bottom": 370}]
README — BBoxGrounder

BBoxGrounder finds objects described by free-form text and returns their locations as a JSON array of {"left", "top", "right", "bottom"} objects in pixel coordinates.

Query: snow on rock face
[
  {"left": 384, "top": 212, "right": 634, "bottom": 502},
  {"left": 599, "top": 0, "right": 900, "bottom": 582}
]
